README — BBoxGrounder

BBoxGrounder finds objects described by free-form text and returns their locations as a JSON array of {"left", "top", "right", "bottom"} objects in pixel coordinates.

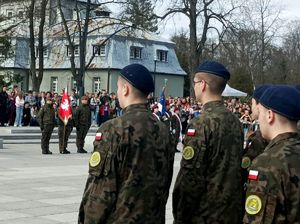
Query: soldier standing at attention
[
  {"left": 38, "top": 96, "right": 55, "bottom": 154},
  {"left": 57, "top": 108, "right": 72, "bottom": 154},
  {"left": 78, "top": 64, "right": 175, "bottom": 224},
  {"left": 243, "top": 85, "right": 300, "bottom": 223},
  {"left": 75, "top": 95, "right": 91, "bottom": 153},
  {"left": 242, "top": 86, "right": 270, "bottom": 195},
  {"left": 172, "top": 61, "right": 244, "bottom": 223}
]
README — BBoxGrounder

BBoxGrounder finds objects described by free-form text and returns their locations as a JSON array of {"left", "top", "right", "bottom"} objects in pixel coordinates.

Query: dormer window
[
  {"left": 93, "top": 45, "right": 106, "bottom": 57},
  {"left": 130, "top": 46, "right": 142, "bottom": 59},
  {"left": 156, "top": 50, "right": 168, "bottom": 62}
]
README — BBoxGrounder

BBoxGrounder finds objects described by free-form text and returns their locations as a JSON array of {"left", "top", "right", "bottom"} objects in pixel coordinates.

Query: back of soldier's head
[
  {"left": 195, "top": 60, "right": 230, "bottom": 95},
  {"left": 119, "top": 63, "right": 154, "bottom": 99},
  {"left": 259, "top": 85, "right": 300, "bottom": 122}
]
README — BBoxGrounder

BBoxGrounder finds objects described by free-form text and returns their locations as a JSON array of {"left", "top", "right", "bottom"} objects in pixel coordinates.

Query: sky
[{"left": 156, "top": 0, "right": 300, "bottom": 40}]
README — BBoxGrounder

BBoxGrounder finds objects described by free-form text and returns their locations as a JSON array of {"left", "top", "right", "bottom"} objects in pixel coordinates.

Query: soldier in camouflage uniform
[
  {"left": 57, "top": 107, "right": 73, "bottom": 154},
  {"left": 243, "top": 85, "right": 300, "bottom": 223},
  {"left": 38, "top": 96, "right": 55, "bottom": 154},
  {"left": 172, "top": 61, "right": 244, "bottom": 223},
  {"left": 78, "top": 64, "right": 175, "bottom": 224},
  {"left": 75, "top": 96, "right": 91, "bottom": 153},
  {"left": 242, "top": 86, "right": 270, "bottom": 196}
]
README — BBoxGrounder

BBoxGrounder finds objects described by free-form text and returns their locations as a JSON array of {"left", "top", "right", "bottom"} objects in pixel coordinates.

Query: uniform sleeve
[
  {"left": 243, "top": 163, "right": 277, "bottom": 224},
  {"left": 172, "top": 119, "right": 208, "bottom": 222},
  {"left": 74, "top": 107, "right": 80, "bottom": 127},
  {"left": 38, "top": 108, "right": 44, "bottom": 127},
  {"left": 78, "top": 122, "right": 118, "bottom": 224}
]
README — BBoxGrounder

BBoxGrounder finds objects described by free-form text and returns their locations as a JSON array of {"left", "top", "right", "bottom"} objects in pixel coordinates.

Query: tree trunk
[{"left": 29, "top": 0, "right": 36, "bottom": 91}]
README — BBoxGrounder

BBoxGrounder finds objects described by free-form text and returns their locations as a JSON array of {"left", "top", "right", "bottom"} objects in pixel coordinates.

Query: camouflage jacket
[
  {"left": 242, "top": 130, "right": 268, "bottom": 187},
  {"left": 75, "top": 104, "right": 91, "bottom": 127},
  {"left": 243, "top": 132, "right": 300, "bottom": 224},
  {"left": 78, "top": 103, "right": 175, "bottom": 224},
  {"left": 38, "top": 104, "right": 55, "bottom": 126},
  {"left": 173, "top": 100, "right": 244, "bottom": 224}
]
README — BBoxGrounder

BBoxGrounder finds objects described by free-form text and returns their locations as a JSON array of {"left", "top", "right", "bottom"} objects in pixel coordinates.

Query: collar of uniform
[
  {"left": 264, "top": 132, "right": 300, "bottom": 151},
  {"left": 122, "top": 103, "right": 149, "bottom": 114},
  {"left": 202, "top": 100, "right": 224, "bottom": 112}
]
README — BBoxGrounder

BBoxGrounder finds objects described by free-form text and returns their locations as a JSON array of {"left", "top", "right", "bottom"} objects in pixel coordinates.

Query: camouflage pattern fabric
[
  {"left": 242, "top": 130, "right": 268, "bottom": 200},
  {"left": 38, "top": 104, "right": 55, "bottom": 153},
  {"left": 75, "top": 104, "right": 91, "bottom": 150},
  {"left": 243, "top": 132, "right": 300, "bottom": 223},
  {"left": 173, "top": 100, "right": 244, "bottom": 224},
  {"left": 78, "top": 104, "right": 175, "bottom": 224}
]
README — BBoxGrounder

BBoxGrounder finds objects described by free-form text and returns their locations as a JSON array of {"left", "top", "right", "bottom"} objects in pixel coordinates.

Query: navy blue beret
[
  {"left": 259, "top": 85, "right": 300, "bottom": 121},
  {"left": 295, "top": 84, "right": 300, "bottom": 92},
  {"left": 121, "top": 64, "right": 154, "bottom": 94},
  {"left": 253, "top": 85, "right": 272, "bottom": 101},
  {"left": 120, "top": 63, "right": 154, "bottom": 94},
  {"left": 195, "top": 60, "right": 230, "bottom": 80}
]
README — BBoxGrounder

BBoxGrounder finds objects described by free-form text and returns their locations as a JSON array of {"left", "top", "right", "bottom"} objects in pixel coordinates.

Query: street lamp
[{"left": 153, "top": 59, "right": 157, "bottom": 97}]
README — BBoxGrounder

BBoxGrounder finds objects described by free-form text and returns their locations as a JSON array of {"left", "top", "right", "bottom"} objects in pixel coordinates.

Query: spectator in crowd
[
  {"left": 70, "top": 89, "right": 78, "bottom": 114},
  {"left": 14, "top": 91, "right": 25, "bottom": 127},
  {"left": 22, "top": 102, "right": 31, "bottom": 126},
  {"left": 30, "top": 105, "right": 39, "bottom": 126},
  {"left": 0, "top": 85, "right": 9, "bottom": 126},
  {"left": 7, "top": 90, "right": 16, "bottom": 126},
  {"left": 89, "top": 93, "right": 97, "bottom": 126}
]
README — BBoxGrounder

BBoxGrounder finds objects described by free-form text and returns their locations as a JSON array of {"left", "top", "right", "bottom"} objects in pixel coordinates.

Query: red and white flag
[
  {"left": 186, "top": 129, "right": 196, "bottom": 136},
  {"left": 59, "top": 88, "right": 72, "bottom": 125},
  {"left": 248, "top": 170, "right": 259, "bottom": 180},
  {"left": 95, "top": 132, "right": 102, "bottom": 141}
]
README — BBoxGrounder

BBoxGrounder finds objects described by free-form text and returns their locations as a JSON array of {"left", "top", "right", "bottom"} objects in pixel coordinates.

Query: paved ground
[{"left": 0, "top": 136, "right": 181, "bottom": 224}]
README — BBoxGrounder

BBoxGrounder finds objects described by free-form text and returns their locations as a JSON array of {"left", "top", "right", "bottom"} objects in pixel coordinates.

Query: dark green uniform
[
  {"left": 173, "top": 100, "right": 244, "bottom": 224},
  {"left": 38, "top": 103, "right": 55, "bottom": 154},
  {"left": 57, "top": 107, "right": 73, "bottom": 153},
  {"left": 242, "top": 130, "right": 268, "bottom": 196},
  {"left": 75, "top": 103, "right": 91, "bottom": 152},
  {"left": 78, "top": 104, "right": 175, "bottom": 224},
  {"left": 243, "top": 132, "right": 300, "bottom": 223}
]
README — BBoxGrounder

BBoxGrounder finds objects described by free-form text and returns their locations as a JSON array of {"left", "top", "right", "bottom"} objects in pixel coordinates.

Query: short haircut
[
  {"left": 195, "top": 72, "right": 227, "bottom": 95},
  {"left": 119, "top": 76, "right": 148, "bottom": 99}
]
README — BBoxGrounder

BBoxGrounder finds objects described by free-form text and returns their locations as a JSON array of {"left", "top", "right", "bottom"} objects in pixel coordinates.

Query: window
[
  {"left": 18, "top": 11, "right": 23, "bottom": 19},
  {"left": 67, "top": 45, "right": 79, "bottom": 57},
  {"left": 50, "top": 77, "right": 58, "bottom": 93},
  {"left": 93, "top": 77, "right": 101, "bottom": 93},
  {"left": 7, "top": 10, "right": 13, "bottom": 17},
  {"left": 36, "top": 46, "right": 49, "bottom": 57},
  {"left": 130, "top": 47, "right": 142, "bottom": 59},
  {"left": 93, "top": 45, "right": 106, "bottom": 57},
  {"left": 156, "top": 50, "right": 168, "bottom": 62}
]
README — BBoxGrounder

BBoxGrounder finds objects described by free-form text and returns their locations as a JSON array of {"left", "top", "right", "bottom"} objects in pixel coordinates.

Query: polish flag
[
  {"left": 58, "top": 88, "right": 72, "bottom": 125},
  {"left": 95, "top": 132, "right": 102, "bottom": 141},
  {"left": 248, "top": 170, "right": 259, "bottom": 180},
  {"left": 186, "top": 129, "right": 196, "bottom": 136}
]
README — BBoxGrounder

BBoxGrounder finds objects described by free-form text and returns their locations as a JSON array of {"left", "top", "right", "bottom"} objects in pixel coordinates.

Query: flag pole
[{"left": 62, "top": 120, "right": 66, "bottom": 152}]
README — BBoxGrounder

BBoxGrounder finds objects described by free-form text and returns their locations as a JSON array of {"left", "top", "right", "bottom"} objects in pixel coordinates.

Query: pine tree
[{"left": 124, "top": 0, "right": 157, "bottom": 32}]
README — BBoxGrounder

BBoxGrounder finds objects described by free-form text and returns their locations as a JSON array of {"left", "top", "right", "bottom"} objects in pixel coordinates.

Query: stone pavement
[{"left": 0, "top": 136, "right": 181, "bottom": 224}]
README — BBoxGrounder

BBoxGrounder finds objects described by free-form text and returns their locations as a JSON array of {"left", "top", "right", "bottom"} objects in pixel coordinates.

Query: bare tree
[
  {"left": 157, "top": 0, "right": 241, "bottom": 94},
  {"left": 28, "top": 0, "right": 49, "bottom": 91},
  {"left": 241, "top": 0, "right": 282, "bottom": 85},
  {"left": 57, "top": 0, "right": 135, "bottom": 97}
]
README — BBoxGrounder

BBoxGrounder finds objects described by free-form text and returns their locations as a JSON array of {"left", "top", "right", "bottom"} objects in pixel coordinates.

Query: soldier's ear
[{"left": 267, "top": 109, "right": 275, "bottom": 124}]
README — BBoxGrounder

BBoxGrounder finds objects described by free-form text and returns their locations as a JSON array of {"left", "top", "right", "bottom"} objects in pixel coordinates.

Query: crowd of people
[{"left": 0, "top": 84, "right": 257, "bottom": 143}]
